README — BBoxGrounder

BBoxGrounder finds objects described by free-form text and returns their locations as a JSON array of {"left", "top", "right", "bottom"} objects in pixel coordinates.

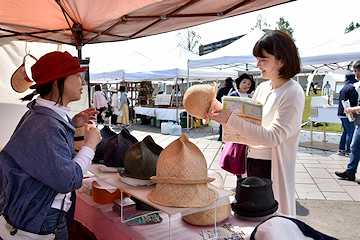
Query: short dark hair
[
  {"left": 21, "top": 78, "right": 65, "bottom": 105},
  {"left": 253, "top": 30, "right": 301, "bottom": 79},
  {"left": 95, "top": 84, "right": 101, "bottom": 91},
  {"left": 354, "top": 61, "right": 360, "bottom": 71},
  {"left": 225, "top": 77, "right": 233, "bottom": 85},
  {"left": 119, "top": 86, "right": 126, "bottom": 92},
  {"left": 235, "top": 73, "right": 255, "bottom": 94}
]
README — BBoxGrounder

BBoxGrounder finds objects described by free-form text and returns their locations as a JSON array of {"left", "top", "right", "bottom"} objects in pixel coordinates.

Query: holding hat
[
  {"left": 1, "top": 51, "right": 102, "bottom": 238},
  {"left": 148, "top": 134, "right": 218, "bottom": 208}
]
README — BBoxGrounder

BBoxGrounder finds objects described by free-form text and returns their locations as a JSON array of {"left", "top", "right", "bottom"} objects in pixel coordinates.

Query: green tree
[
  {"left": 345, "top": 21, "right": 360, "bottom": 33},
  {"left": 276, "top": 17, "right": 295, "bottom": 40},
  {"left": 251, "top": 14, "right": 271, "bottom": 31},
  {"left": 177, "top": 27, "right": 201, "bottom": 54}
]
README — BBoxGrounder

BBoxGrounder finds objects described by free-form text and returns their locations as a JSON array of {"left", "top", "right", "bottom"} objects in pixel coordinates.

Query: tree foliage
[
  {"left": 251, "top": 14, "right": 271, "bottom": 31},
  {"left": 177, "top": 27, "right": 201, "bottom": 54},
  {"left": 345, "top": 21, "right": 360, "bottom": 33},
  {"left": 276, "top": 17, "right": 295, "bottom": 40}
]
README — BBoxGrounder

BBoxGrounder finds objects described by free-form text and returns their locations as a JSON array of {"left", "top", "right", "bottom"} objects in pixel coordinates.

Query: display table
[
  {"left": 74, "top": 164, "right": 264, "bottom": 240},
  {"left": 299, "top": 106, "right": 340, "bottom": 151},
  {"left": 134, "top": 106, "right": 186, "bottom": 121}
]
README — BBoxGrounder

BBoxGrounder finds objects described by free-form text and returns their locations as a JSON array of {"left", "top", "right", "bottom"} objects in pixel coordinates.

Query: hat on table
[
  {"left": 30, "top": 51, "right": 87, "bottom": 89},
  {"left": 183, "top": 82, "right": 221, "bottom": 124},
  {"left": 103, "top": 128, "right": 138, "bottom": 167},
  {"left": 93, "top": 126, "right": 117, "bottom": 163},
  {"left": 119, "top": 135, "right": 163, "bottom": 181},
  {"left": 231, "top": 177, "right": 278, "bottom": 218},
  {"left": 148, "top": 134, "right": 218, "bottom": 208}
]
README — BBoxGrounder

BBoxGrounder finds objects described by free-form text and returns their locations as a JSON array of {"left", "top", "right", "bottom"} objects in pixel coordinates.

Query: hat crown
[
  {"left": 345, "top": 73, "right": 356, "bottom": 81},
  {"left": 155, "top": 134, "right": 208, "bottom": 182},
  {"left": 183, "top": 83, "right": 217, "bottom": 121}
]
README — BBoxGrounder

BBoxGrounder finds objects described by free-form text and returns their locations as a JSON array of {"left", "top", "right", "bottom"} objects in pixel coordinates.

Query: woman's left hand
[
  {"left": 72, "top": 108, "right": 99, "bottom": 128},
  {"left": 206, "top": 109, "right": 232, "bottom": 125}
]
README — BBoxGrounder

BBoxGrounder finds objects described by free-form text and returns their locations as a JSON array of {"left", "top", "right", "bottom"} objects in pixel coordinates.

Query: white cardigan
[{"left": 227, "top": 79, "right": 305, "bottom": 216}]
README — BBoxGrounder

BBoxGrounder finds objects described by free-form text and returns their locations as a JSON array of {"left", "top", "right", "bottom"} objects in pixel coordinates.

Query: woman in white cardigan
[{"left": 208, "top": 30, "right": 305, "bottom": 217}]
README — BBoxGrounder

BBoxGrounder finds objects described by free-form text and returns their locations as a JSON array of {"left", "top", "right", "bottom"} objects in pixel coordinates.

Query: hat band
[{"left": 150, "top": 176, "right": 215, "bottom": 184}]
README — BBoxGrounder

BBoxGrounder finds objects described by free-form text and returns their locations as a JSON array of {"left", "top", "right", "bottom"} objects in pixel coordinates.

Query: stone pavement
[{"left": 115, "top": 123, "right": 360, "bottom": 202}]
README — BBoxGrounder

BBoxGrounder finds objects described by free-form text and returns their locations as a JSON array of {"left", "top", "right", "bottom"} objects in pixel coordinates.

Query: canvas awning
[{"left": 0, "top": 0, "right": 294, "bottom": 57}]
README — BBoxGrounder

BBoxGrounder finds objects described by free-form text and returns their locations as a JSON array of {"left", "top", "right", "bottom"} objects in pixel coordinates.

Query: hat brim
[
  {"left": 150, "top": 176, "right": 215, "bottom": 184},
  {"left": 204, "top": 82, "right": 218, "bottom": 124},
  {"left": 231, "top": 200, "right": 278, "bottom": 218},
  {"left": 30, "top": 66, "right": 87, "bottom": 89},
  {"left": 118, "top": 172, "right": 154, "bottom": 186}
]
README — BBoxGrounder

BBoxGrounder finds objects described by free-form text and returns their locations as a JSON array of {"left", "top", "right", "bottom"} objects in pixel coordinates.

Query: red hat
[{"left": 30, "top": 51, "right": 87, "bottom": 89}]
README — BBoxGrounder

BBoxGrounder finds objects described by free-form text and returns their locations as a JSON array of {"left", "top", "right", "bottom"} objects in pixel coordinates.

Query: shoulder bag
[{"left": 219, "top": 142, "right": 247, "bottom": 175}]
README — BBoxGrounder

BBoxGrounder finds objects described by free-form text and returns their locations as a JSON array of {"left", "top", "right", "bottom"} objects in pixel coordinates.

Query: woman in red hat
[
  {"left": 208, "top": 30, "right": 304, "bottom": 217},
  {"left": 0, "top": 51, "right": 102, "bottom": 239}
]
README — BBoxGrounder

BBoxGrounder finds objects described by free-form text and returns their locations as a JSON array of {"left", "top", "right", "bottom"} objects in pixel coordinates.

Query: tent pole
[{"left": 186, "top": 61, "right": 190, "bottom": 133}]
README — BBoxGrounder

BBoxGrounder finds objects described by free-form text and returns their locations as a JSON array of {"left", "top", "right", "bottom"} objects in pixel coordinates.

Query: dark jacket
[
  {"left": 216, "top": 84, "right": 235, "bottom": 102},
  {"left": 337, "top": 78, "right": 358, "bottom": 116},
  {"left": 0, "top": 100, "right": 83, "bottom": 233}
]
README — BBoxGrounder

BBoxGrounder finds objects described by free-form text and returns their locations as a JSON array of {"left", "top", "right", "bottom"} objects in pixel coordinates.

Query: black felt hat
[
  {"left": 120, "top": 135, "right": 163, "bottom": 180},
  {"left": 103, "top": 128, "right": 138, "bottom": 167},
  {"left": 231, "top": 177, "right": 278, "bottom": 218},
  {"left": 93, "top": 126, "right": 117, "bottom": 163}
]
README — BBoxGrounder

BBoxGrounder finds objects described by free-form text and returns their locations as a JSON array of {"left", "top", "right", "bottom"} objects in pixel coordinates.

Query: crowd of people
[{"left": 92, "top": 84, "right": 130, "bottom": 129}]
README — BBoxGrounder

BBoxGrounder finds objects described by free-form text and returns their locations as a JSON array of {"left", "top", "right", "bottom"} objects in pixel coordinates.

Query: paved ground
[{"left": 110, "top": 123, "right": 359, "bottom": 239}]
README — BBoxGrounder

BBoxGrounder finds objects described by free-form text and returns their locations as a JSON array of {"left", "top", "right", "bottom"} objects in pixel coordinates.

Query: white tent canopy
[
  {"left": 90, "top": 51, "right": 151, "bottom": 82},
  {"left": 188, "top": 29, "right": 265, "bottom": 70},
  {"left": 125, "top": 46, "right": 238, "bottom": 81},
  {"left": 300, "top": 27, "right": 360, "bottom": 72}
]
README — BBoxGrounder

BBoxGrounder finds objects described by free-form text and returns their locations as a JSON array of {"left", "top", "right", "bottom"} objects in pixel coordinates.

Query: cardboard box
[{"left": 113, "top": 197, "right": 136, "bottom": 217}]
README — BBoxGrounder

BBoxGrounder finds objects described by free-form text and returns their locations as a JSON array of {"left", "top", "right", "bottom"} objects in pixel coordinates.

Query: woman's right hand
[{"left": 83, "top": 123, "right": 102, "bottom": 151}]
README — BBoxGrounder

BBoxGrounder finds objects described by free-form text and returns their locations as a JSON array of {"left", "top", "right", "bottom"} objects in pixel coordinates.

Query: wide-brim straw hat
[
  {"left": 181, "top": 184, "right": 231, "bottom": 226},
  {"left": 119, "top": 135, "right": 163, "bottom": 180},
  {"left": 10, "top": 54, "right": 37, "bottom": 93},
  {"left": 148, "top": 134, "right": 218, "bottom": 208},
  {"left": 183, "top": 82, "right": 219, "bottom": 124},
  {"left": 109, "top": 86, "right": 117, "bottom": 92}
]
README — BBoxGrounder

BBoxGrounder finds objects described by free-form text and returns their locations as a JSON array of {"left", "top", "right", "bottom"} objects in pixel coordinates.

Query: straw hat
[
  {"left": 10, "top": 54, "right": 37, "bottom": 93},
  {"left": 30, "top": 51, "right": 87, "bottom": 89},
  {"left": 231, "top": 177, "right": 278, "bottom": 218},
  {"left": 103, "top": 128, "right": 138, "bottom": 167},
  {"left": 119, "top": 135, "right": 163, "bottom": 180},
  {"left": 183, "top": 82, "right": 222, "bottom": 124},
  {"left": 181, "top": 184, "right": 231, "bottom": 226},
  {"left": 74, "top": 126, "right": 85, "bottom": 153},
  {"left": 148, "top": 134, "right": 218, "bottom": 208}
]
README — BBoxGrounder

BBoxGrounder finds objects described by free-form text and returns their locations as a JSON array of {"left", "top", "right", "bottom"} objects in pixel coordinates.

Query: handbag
[
  {"left": 219, "top": 142, "right": 247, "bottom": 175},
  {"left": 0, "top": 216, "right": 55, "bottom": 240}
]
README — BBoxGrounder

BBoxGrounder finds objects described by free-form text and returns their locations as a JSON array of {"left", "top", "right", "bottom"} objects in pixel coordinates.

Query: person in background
[
  {"left": 118, "top": 85, "right": 130, "bottom": 128},
  {"left": 0, "top": 51, "right": 102, "bottom": 239},
  {"left": 157, "top": 82, "right": 164, "bottom": 95},
  {"left": 335, "top": 61, "right": 360, "bottom": 182},
  {"left": 109, "top": 86, "right": 120, "bottom": 128},
  {"left": 313, "top": 82, "right": 319, "bottom": 94},
  {"left": 323, "top": 81, "right": 331, "bottom": 96},
  {"left": 228, "top": 73, "right": 256, "bottom": 180},
  {"left": 336, "top": 73, "right": 358, "bottom": 157},
  {"left": 216, "top": 77, "right": 235, "bottom": 141},
  {"left": 93, "top": 84, "right": 108, "bottom": 125},
  {"left": 207, "top": 30, "right": 304, "bottom": 216}
]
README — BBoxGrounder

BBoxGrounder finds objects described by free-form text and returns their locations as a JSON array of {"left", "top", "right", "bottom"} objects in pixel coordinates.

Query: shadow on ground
[{"left": 296, "top": 199, "right": 360, "bottom": 240}]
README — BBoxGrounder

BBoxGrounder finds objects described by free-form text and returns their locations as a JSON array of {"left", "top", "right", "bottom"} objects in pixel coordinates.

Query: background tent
[
  {"left": 301, "top": 27, "right": 360, "bottom": 73},
  {"left": 188, "top": 28, "right": 265, "bottom": 71},
  {"left": 125, "top": 46, "right": 237, "bottom": 81},
  {"left": 90, "top": 51, "right": 151, "bottom": 83}
]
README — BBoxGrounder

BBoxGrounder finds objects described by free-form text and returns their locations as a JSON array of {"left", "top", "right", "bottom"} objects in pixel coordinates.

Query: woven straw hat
[
  {"left": 120, "top": 135, "right": 163, "bottom": 180},
  {"left": 183, "top": 82, "right": 221, "bottom": 124},
  {"left": 74, "top": 126, "right": 85, "bottom": 153},
  {"left": 148, "top": 134, "right": 218, "bottom": 207},
  {"left": 182, "top": 184, "right": 231, "bottom": 226},
  {"left": 10, "top": 54, "right": 37, "bottom": 93}
]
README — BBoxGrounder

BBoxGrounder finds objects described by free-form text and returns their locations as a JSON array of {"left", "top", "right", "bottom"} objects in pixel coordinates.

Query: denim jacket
[{"left": 0, "top": 100, "right": 83, "bottom": 233}]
